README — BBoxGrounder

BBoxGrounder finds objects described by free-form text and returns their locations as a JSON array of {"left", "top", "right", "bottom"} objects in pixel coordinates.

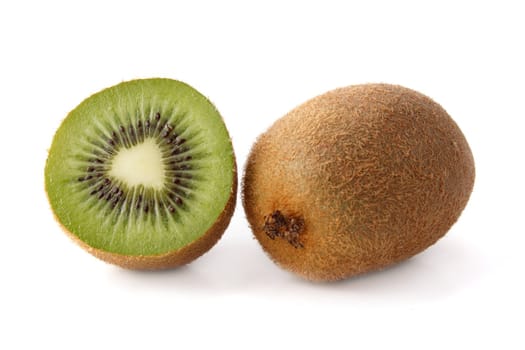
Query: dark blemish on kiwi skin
[{"left": 263, "top": 210, "right": 305, "bottom": 248}]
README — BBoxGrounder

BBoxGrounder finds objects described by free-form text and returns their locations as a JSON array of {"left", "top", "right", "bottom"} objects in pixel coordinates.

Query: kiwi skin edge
[{"left": 50, "top": 165, "right": 237, "bottom": 270}]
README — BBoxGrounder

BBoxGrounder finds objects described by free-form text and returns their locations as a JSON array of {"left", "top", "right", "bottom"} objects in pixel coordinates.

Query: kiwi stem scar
[{"left": 263, "top": 210, "right": 305, "bottom": 248}]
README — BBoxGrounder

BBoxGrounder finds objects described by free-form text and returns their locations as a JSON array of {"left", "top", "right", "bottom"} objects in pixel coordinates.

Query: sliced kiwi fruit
[
  {"left": 45, "top": 78, "right": 237, "bottom": 269},
  {"left": 242, "top": 84, "right": 475, "bottom": 282}
]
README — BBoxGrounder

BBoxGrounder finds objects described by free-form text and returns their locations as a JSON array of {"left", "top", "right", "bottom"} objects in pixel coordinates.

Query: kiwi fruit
[
  {"left": 45, "top": 78, "right": 237, "bottom": 269},
  {"left": 242, "top": 84, "right": 475, "bottom": 282}
]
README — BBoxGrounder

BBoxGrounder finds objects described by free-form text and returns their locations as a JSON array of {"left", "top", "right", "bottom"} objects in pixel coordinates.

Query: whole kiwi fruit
[
  {"left": 242, "top": 84, "right": 475, "bottom": 282},
  {"left": 45, "top": 78, "right": 237, "bottom": 269}
]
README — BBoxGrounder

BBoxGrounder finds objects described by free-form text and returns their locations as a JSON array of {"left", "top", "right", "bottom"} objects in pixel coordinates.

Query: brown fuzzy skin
[
  {"left": 242, "top": 84, "right": 475, "bottom": 282},
  {"left": 55, "top": 166, "right": 237, "bottom": 270}
]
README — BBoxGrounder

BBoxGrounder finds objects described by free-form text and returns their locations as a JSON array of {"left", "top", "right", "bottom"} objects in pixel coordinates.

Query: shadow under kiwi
[
  {"left": 105, "top": 231, "right": 487, "bottom": 302},
  {"left": 288, "top": 235, "right": 488, "bottom": 303},
  {"left": 104, "top": 232, "right": 291, "bottom": 294}
]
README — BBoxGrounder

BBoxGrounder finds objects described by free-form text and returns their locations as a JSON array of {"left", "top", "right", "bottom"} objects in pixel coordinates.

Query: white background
[{"left": 1, "top": 1, "right": 524, "bottom": 349}]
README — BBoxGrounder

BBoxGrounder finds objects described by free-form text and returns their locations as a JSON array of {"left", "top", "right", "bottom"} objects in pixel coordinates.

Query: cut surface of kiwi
[
  {"left": 45, "top": 78, "right": 236, "bottom": 269},
  {"left": 242, "top": 84, "right": 475, "bottom": 282}
]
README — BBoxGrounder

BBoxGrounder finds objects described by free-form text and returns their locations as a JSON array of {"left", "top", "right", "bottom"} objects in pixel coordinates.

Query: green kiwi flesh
[
  {"left": 45, "top": 78, "right": 237, "bottom": 269},
  {"left": 242, "top": 84, "right": 475, "bottom": 282}
]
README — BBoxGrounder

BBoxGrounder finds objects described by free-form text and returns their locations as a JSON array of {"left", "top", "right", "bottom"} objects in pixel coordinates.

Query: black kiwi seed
[{"left": 129, "top": 125, "right": 136, "bottom": 145}]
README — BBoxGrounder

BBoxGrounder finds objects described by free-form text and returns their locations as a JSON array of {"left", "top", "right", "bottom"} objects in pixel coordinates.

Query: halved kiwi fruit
[
  {"left": 45, "top": 78, "right": 237, "bottom": 269},
  {"left": 242, "top": 84, "right": 475, "bottom": 282}
]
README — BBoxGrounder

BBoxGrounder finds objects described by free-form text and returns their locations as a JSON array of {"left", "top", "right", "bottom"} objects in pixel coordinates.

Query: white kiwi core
[{"left": 109, "top": 138, "right": 165, "bottom": 189}]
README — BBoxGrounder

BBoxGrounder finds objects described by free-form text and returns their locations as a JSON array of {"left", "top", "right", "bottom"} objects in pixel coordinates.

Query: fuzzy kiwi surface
[
  {"left": 242, "top": 84, "right": 475, "bottom": 282},
  {"left": 45, "top": 78, "right": 237, "bottom": 269}
]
